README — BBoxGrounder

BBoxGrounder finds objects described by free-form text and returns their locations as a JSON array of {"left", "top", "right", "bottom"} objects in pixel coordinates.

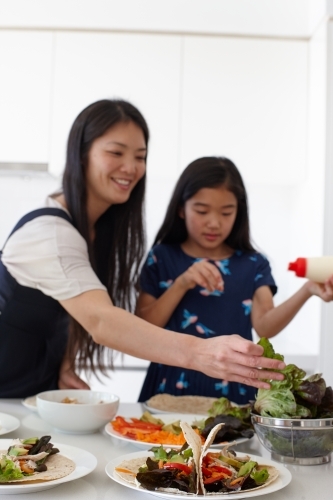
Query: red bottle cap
[{"left": 288, "top": 258, "right": 306, "bottom": 277}]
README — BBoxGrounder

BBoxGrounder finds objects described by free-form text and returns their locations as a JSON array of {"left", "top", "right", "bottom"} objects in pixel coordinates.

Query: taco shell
[
  {"left": 198, "top": 423, "right": 279, "bottom": 495},
  {"left": 0, "top": 451, "right": 75, "bottom": 483},
  {"left": 115, "top": 421, "right": 201, "bottom": 495},
  {"left": 114, "top": 456, "right": 146, "bottom": 485}
]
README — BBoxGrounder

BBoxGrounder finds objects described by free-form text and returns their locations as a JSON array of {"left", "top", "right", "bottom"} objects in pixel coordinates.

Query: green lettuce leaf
[
  {"left": 254, "top": 338, "right": 327, "bottom": 418},
  {"left": 251, "top": 468, "right": 269, "bottom": 484},
  {"left": 0, "top": 458, "right": 24, "bottom": 482},
  {"left": 254, "top": 387, "right": 297, "bottom": 418},
  {"left": 258, "top": 338, "right": 284, "bottom": 362},
  {"left": 207, "top": 397, "right": 231, "bottom": 417}
]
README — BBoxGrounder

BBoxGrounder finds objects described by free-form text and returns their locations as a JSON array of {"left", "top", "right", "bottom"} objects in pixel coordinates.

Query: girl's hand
[
  {"left": 307, "top": 275, "right": 333, "bottom": 302},
  {"left": 191, "top": 334, "right": 285, "bottom": 389},
  {"left": 177, "top": 260, "right": 224, "bottom": 292}
]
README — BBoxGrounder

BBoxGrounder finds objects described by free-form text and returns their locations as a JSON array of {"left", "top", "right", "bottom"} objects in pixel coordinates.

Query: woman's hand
[
  {"left": 307, "top": 275, "right": 333, "bottom": 302},
  {"left": 58, "top": 358, "right": 90, "bottom": 390},
  {"left": 177, "top": 260, "right": 224, "bottom": 292},
  {"left": 190, "top": 334, "right": 285, "bottom": 390}
]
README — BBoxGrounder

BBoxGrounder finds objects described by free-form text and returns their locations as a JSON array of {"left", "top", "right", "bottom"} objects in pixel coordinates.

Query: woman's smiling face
[{"left": 85, "top": 120, "right": 147, "bottom": 216}]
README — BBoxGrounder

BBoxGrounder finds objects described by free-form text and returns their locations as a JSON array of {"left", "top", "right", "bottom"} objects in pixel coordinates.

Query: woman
[{"left": 0, "top": 99, "right": 285, "bottom": 398}]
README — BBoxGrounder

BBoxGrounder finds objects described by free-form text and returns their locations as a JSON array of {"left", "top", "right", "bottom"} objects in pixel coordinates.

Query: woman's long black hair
[
  {"left": 62, "top": 99, "right": 149, "bottom": 374},
  {"left": 155, "top": 156, "right": 255, "bottom": 252}
]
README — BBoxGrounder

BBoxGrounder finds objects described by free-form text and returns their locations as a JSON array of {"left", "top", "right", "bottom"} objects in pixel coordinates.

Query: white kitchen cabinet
[
  {"left": 48, "top": 31, "right": 182, "bottom": 178},
  {"left": 180, "top": 36, "right": 308, "bottom": 185},
  {"left": 0, "top": 30, "right": 53, "bottom": 164}
]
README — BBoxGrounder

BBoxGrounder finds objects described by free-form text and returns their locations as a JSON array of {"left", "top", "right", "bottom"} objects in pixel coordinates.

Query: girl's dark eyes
[{"left": 195, "top": 211, "right": 233, "bottom": 216}]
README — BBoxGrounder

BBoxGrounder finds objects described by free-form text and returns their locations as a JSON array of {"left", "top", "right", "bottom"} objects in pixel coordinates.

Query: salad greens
[
  {"left": 0, "top": 457, "right": 24, "bottom": 482},
  {"left": 254, "top": 338, "right": 333, "bottom": 418},
  {"left": 137, "top": 444, "right": 197, "bottom": 493},
  {"left": 208, "top": 397, "right": 251, "bottom": 420},
  {"left": 202, "top": 397, "right": 254, "bottom": 442}
]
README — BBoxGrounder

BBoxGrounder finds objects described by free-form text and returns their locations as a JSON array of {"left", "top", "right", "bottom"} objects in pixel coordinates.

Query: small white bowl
[{"left": 36, "top": 390, "right": 119, "bottom": 434}]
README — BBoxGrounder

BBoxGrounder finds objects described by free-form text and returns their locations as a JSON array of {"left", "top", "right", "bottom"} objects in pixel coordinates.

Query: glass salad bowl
[{"left": 251, "top": 413, "right": 333, "bottom": 465}]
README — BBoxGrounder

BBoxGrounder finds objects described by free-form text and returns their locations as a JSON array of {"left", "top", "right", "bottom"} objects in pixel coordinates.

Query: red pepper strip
[
  {"left": 203, "top": 472, "right": 230, "bottom": 485},
  {"left": 112, "top": 416, "right": 162, "bottom": 430},
  {"left": 118, "top": 427, "right": 161, "bottom": 435},
  {"left": 163, "top": 462, "right": 192, "bottom": 475},
  {"left": 202, "top": 452, "right": 220, "bottom": 465},
  {"left": 201, "top": 466, "right": 212, "bottom": 477},
  {"left": 210, "top": 465, "right": 232, "bottom": 477}
]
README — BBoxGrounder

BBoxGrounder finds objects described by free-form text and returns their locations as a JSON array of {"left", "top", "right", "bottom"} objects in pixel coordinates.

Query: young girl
[{"left": 136, "top": 156, "right": 333, "bottom": 404}]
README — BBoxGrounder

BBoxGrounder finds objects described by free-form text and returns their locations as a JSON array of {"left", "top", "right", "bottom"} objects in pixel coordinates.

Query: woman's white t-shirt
[{"left": 1, "top": 197, "right": 106, "bottom": 301}]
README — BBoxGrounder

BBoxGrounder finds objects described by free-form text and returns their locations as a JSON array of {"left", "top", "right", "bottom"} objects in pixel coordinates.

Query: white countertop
[{"left": 0, "top": 399, "right": 332, "bottom": 499}]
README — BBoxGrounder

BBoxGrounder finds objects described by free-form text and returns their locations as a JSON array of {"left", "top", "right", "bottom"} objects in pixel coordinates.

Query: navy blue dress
[{"left": 138, "top": 244, "right": 277, "bottom": 405}]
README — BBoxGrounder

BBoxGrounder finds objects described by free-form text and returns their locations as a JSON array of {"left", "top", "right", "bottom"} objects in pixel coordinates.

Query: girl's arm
[
  {"left": 60, "top": 289, "right": 286, "bottom": 389},
  {"left": 136, "top": 259, "right": 223, "bottom": 327},
  {"left": 252, "top": 277, "right": 333, "bottom": 338}
]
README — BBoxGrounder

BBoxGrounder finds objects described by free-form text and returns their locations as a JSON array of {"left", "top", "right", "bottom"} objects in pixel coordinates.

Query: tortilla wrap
[
  {"left": 115, "top": 422, "right": 199, "bottom": 495},
  {"left": 198, "top": 424, "right": 279, "bottom": 495},
  {"left": 115, "top": 421, "right": 279, "bottom": 496},
  {"left": 115, "top": 456, "right": 197, "bottom": 496},
  {"left": 146, "top": 394, "right": 217, "bottom": 414},
  {"left": 114, "top": 456, "right": 146, "bottom": 485},
  {"left": 0, "top": 451, "right": 75, "bottom": 483}
]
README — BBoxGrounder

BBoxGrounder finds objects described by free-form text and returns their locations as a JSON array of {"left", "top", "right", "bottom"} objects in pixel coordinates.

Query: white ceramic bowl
[{"left": 36, "top": 390, "right": 119, "bottom": 434}]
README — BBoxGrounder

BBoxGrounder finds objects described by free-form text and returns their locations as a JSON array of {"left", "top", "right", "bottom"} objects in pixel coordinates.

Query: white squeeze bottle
[{"left": 288, "top": 257, "right": 333, "bottom": 283}]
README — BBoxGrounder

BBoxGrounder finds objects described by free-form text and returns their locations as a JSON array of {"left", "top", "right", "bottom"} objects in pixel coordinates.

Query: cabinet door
[
  {"left": 180, "top": 36, "right": 308, "bottom": 185},
  {"left": 49, "top": 32, "right": 182, "bottom": 178},
  {"left": 0, "top": 30, "right": 53, "bottom": 164}
]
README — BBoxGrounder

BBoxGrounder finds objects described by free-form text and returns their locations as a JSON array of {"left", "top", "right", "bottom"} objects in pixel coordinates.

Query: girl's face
[
  {"left": 180, "top": 185, "right": 238, "bottom": 257},
  {"left": 85, "top": 121, "right": 147, "bottom": 218}
]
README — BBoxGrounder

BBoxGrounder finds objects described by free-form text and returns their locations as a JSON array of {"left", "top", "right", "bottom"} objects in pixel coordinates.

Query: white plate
[
  {"left": 105, "top": 413, "right": 250, "bottom": 449},
  {"left": 0, "top": 413, "right": 20, "bottom": 436},
  {"left": 0, "top": 440, "right": 97, "bottom": 494},
  {"left": 143, "top": 402, "right": 180, "bottom": 414},
  {"left": 105, "top": 449, "right": 292, "bottom": 499},
  {"left": 22, "top": 395, "right": 38, "bottom": 412}
]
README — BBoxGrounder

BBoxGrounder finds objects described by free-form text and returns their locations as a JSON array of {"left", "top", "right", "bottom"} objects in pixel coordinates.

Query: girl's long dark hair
[
  {"left": 62, "top": 99, "right": 149, "bottom": 374},
  {"left": 155, "top": 156, "right": 255, "bottom": 252}
]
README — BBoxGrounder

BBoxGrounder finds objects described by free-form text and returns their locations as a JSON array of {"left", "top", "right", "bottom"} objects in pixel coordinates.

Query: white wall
[
  {"left": 0, "top": 0, "right": 328, "bottom": 37},
  {"left": 0, "top": 1, "right": 332, "bottom": 397}
]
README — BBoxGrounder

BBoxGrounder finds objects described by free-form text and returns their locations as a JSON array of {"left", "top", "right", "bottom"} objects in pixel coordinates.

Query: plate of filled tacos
[
  {"left": 105, "top": 422, "right": 291, "bottom": 498},
  {"left": 0, "top": 436, "right": 97, "bottom": 494},
  {"left": 107, "top": 412, "right": 251, "bottom": 450}
]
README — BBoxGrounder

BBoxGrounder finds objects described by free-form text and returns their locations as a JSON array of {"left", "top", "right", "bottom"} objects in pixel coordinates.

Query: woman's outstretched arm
[{"left": 60, "top": 289, "right": 285, "bottom": 390}]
